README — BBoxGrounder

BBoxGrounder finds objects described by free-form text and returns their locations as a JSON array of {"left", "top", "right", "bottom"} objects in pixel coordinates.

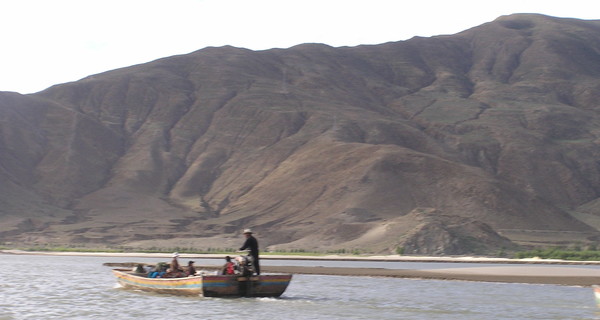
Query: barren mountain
[{"left": 2, "top": 14, "right": 600, "bottom": 255}]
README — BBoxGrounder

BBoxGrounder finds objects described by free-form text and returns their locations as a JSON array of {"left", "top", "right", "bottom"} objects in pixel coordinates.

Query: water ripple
[{"left": 0, "top": 254, "right": 597, "bottom": 319}]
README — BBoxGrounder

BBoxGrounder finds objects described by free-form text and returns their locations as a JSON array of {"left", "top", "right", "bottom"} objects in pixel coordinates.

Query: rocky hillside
[{"left": 2, "top": 14, "right": 600, "bottom": 255}]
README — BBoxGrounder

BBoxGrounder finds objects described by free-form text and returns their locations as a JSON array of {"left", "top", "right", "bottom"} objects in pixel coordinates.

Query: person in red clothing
[{"left": 221, "top": 256, "right": 235, "bottom": 275}]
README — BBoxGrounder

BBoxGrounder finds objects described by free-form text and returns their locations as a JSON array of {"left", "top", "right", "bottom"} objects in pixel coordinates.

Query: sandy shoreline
[
  {"left": 5, "top": 250, "right": 600, "bottom": 286},
  {"left": 254, "top": 265, "right": 600, "bottom": 286},
  {"left": 4, "top": 249, "right": 600, "bottom": 264}
]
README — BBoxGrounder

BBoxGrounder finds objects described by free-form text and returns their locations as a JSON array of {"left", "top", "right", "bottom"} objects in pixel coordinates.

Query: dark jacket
[{"left": 240, "top": 235, "right": 259, "bottom": 258}]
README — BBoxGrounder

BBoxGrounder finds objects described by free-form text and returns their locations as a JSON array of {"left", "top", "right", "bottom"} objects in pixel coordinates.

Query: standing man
[{"left": 239, "top": 228, "right": 260, "bottom": 275}]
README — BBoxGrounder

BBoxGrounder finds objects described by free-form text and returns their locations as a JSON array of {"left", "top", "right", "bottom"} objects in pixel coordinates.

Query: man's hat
[{"left": 243, "top": 228, "right": 253, "bottom": 234}]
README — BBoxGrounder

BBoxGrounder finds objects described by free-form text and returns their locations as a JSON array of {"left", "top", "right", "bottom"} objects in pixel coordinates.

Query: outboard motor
[{"left": 236, "top": 251, "right": 256, "bottom": 276}]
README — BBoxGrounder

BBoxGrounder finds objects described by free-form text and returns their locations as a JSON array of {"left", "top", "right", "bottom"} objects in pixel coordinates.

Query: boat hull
[
  {"left": 594, "top": 285, "right": 600, "bottom": 306},
  {"left": 112, "top": 269, "right": 292, "bottom": 298}
]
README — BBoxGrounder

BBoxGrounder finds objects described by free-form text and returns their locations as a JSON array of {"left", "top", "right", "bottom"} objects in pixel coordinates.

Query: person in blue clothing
[
  {"left": 148, "top": 262, "right": 168, "bottom": 278},
  {"left": 239, "top": 228, "right": 260, "bottom": 275}
]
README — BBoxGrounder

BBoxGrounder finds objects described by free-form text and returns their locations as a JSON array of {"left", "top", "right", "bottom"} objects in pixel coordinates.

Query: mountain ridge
[{"left": 2, "top": 13, "right": 600, "bottom": 254}]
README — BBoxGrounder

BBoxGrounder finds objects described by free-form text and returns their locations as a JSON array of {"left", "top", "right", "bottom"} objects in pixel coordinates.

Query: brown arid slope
[{"left": 2, "top": 14, "right": 600, "bottom": 255}]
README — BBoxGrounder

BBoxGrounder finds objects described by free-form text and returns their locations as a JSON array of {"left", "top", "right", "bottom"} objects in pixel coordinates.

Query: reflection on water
[{"left": 0, "top": 254, "right": 598, "bottom": 319}]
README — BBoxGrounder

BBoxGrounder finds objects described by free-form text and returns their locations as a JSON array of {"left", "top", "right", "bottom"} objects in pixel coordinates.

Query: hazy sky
[{"left": 1, "top": 0, "right": 598, "bottom": 94}]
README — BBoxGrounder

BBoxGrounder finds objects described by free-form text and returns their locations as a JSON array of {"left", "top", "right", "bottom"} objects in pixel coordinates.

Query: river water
[{"left": 0, "top": 254, "right": 598, "bottom": 319}]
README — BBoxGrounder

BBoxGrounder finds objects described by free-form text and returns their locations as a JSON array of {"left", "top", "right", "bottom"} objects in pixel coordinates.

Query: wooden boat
[{"left": 112, "top": 269, "right": 292, "bottom": 297}]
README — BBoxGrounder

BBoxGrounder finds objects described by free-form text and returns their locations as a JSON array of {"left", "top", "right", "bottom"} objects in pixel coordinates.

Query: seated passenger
[
  {"left": 171, "top": 252, "right": 183, "bottom": 272},
  {"left": 221, "top": 256, "right": 236, "bottom": 275},
  {"left": 186, "top": 261, "right": 197, "bottom": 276},
  {"left": 149, "top": 262, "right": 168, "bottom": 278},
  {"left": 164, "top": 252, "right": 186, "bottom": 278},
  {"left": 134, "top": 264, "right": 145, "bottom": 274}
]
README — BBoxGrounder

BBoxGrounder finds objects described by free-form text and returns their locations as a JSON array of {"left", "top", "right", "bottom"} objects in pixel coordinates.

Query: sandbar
[
  {"left": 253, "top": 265, "right": 600, "bottom": 286},
  {"left": 4, "top": 250, "right": 600, "bottom": 286}
]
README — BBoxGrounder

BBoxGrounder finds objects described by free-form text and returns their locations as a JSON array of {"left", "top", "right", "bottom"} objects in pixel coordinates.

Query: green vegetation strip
[
  {"left": 515, "top": 248, "right": 600, "bottom": 261},
  {"left": 6, "top": 244, "right": 600, "bottom": 262},
  {"left": 0, "top": 245, "right": 350, "bottom": 256}
]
